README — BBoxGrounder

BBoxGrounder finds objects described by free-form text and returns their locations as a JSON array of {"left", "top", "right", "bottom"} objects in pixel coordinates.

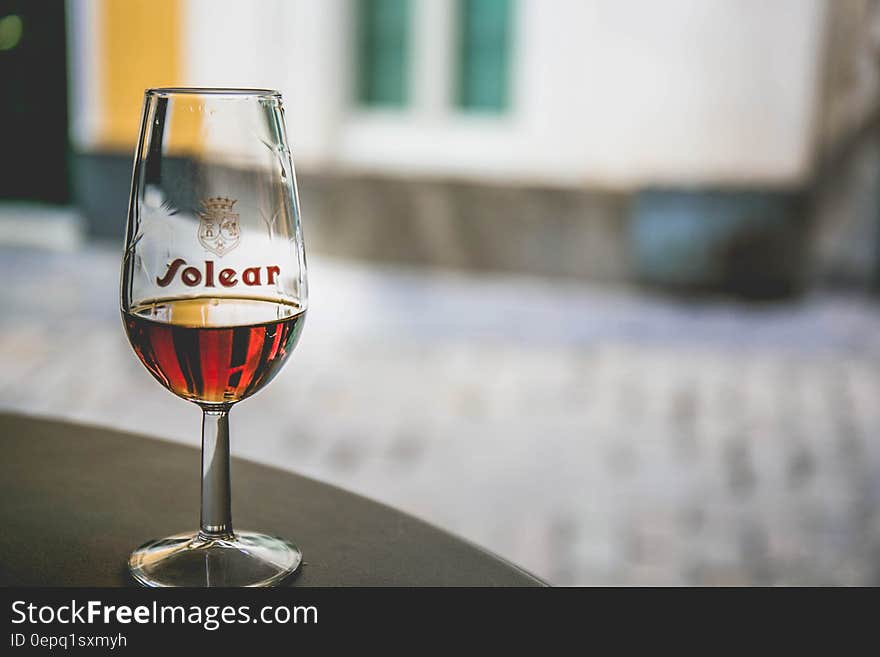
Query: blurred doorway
[{"left": 0, "top": 0, "right": 69, "bottom": 203}]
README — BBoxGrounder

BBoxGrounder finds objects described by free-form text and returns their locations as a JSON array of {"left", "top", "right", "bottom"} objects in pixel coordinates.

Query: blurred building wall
[
  {"left": 64, "top": 0, "right": 848, "bottom": 293},
  {"left": 68, "top": 0, "right": 826, "bottom": 187},
  {"left": 809, "top": 0, "right": 880, "bottom": 288}
]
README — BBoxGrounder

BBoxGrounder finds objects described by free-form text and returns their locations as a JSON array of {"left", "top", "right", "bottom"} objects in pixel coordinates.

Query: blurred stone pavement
[{"left": 3, "top": 242, "right": 880, "bottom": 585}]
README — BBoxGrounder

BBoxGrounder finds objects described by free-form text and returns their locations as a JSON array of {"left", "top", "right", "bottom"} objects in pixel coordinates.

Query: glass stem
[{"left": 199, "top": 406, "right": 234, "bottom": 539}]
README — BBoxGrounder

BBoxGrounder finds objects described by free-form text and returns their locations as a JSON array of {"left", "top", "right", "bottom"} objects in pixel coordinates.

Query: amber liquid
[{"left": 124, "top": 297, "right": 305, "bottom": 404}]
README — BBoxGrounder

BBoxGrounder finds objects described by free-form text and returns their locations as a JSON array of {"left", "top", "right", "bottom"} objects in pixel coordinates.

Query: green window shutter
[
  {"left": 357, "top": 0, "right": 410, "bottom": 107},
  {"left": 457, "top": 0, "right": 513, "bottom": 111}
]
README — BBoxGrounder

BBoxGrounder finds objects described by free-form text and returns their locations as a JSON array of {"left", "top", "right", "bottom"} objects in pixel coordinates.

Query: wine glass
[{"left": 120, "top": 88, "right": 307, "bottom": 587}]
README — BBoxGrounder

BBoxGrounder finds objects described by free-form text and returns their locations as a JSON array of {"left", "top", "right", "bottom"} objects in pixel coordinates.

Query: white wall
[
  {"left": 337, "top": 0, "right": 828, "bottom": 188},
  {"left": 68, "top": 0, "right": 829, "bottom": 189},
  {"left": 538, "top": 0, "right": 827, "bottom": 188},
  {"left": 65, "top": 0, "right": 101, "bottom": 151},
  {"left": 183, "top": 0, "right": 348, "bottom": 167}
]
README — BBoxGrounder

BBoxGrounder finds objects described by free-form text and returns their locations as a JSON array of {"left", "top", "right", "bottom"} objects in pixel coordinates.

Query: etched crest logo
[{"left": 197, "top": 197, "right": 240, "bottom": 256}]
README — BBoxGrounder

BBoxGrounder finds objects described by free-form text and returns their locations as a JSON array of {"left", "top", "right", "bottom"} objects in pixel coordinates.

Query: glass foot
[{"left": 128, "top": 530, "right": 302, "bottom": 587}]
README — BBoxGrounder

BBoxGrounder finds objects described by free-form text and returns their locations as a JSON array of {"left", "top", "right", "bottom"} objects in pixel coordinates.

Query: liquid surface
[{"left": 124, "top": 297, "right": 305, "bottom": 404}]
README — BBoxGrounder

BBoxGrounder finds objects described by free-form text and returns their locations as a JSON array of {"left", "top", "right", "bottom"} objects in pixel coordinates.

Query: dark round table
[{"left": 0, "top": 413, "right": 542, "bottom": 586}]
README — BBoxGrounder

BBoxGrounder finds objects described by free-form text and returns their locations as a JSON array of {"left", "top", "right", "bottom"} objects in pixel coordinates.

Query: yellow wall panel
[{"left": 98, "top": 0, "right": 201, "bottom": 152}]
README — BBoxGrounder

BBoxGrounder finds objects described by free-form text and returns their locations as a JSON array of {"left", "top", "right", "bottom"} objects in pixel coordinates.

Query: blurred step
[{"left": 0, "top": 203, "right": 84, "bottom": 251}]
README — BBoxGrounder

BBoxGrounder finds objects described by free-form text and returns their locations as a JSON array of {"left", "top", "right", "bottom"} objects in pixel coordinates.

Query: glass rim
[{"left": 145, "top": 87, "right": 282, "bottom": 99}]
